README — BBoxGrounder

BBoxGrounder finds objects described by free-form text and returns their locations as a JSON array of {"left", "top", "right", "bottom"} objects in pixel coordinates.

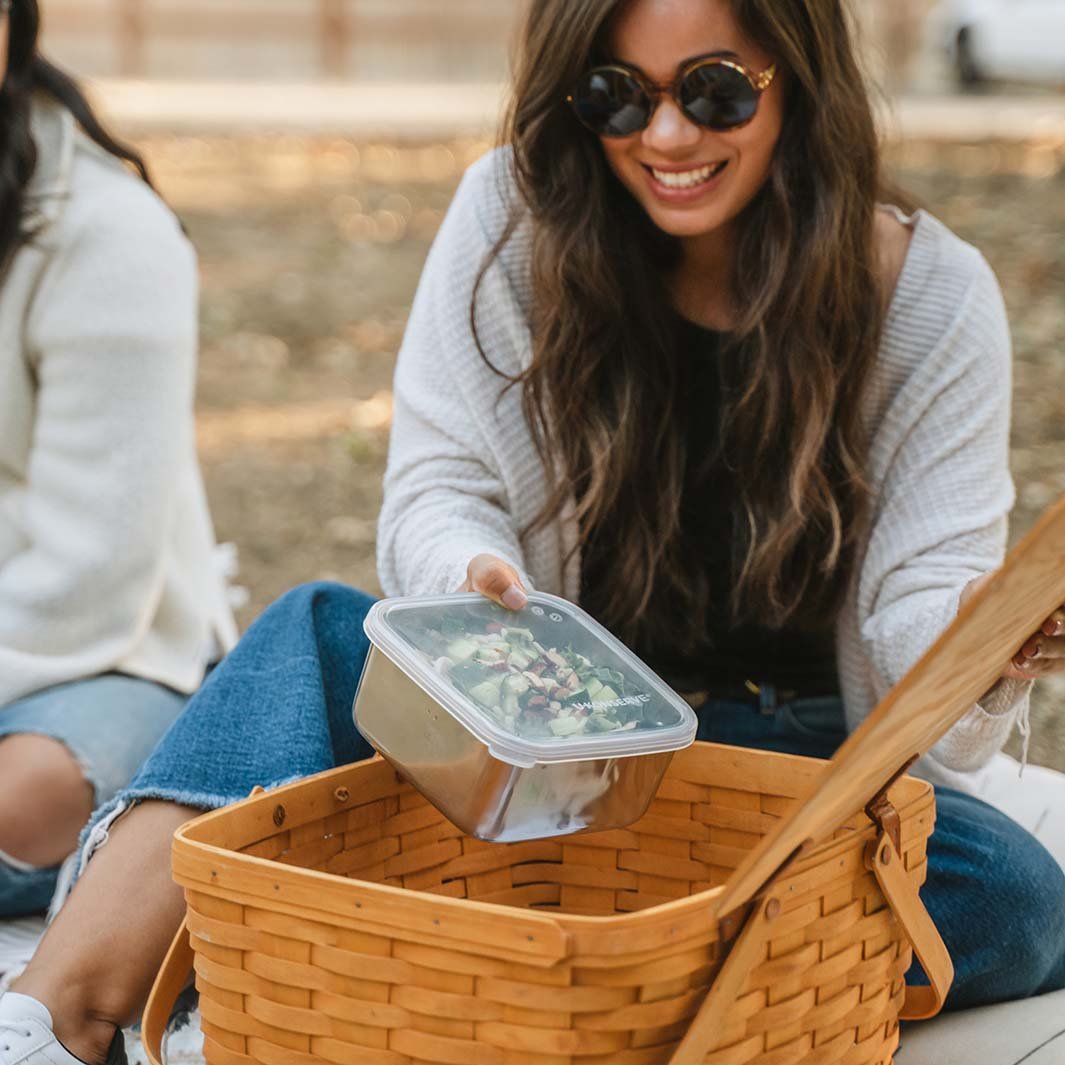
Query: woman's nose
[{"left": 641, "top": 96, "right": 704, "bottom": 154}]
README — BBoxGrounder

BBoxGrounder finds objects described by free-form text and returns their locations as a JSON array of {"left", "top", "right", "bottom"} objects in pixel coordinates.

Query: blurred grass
[{"left": 142, "top": 133, "right": 1065, "bottom": 770}]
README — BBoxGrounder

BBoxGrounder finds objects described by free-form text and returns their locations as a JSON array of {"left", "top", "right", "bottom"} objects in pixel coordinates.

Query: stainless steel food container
[{"left": 352, "top": 593, "right": 697, "bottom": 843}]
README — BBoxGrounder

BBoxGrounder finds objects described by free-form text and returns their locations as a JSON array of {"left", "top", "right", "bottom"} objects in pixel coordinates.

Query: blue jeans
[
  {"left": 0, "top": 674, "right": 189, "bottom": 917},
  {"left": 95, "top": 581, "right": 1065, "bottom": 1011}
]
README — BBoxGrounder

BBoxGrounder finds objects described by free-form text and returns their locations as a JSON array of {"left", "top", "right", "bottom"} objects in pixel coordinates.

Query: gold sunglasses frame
[{"left": 567, "top": 56, "right": 778, "bottom": 137}]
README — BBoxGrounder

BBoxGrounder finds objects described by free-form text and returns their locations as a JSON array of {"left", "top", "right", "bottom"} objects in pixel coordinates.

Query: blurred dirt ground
[{"left": 141, "top": 133, "right": 1065, "bottom": 770}]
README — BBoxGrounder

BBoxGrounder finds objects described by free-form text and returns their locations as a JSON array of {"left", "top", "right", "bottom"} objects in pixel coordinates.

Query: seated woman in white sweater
[{"left": 0, "top": 0, "right": 236, "bottom": 938}]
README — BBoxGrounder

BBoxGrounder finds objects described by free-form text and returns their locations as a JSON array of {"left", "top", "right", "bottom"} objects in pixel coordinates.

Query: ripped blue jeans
[{"left": 0, "top": 674, "right": 189, "bottom": 916}]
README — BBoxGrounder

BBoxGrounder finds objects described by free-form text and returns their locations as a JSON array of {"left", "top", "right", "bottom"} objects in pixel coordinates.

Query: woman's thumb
[{"left": 465, "top": 554, "right": 528, "bottom": 611}]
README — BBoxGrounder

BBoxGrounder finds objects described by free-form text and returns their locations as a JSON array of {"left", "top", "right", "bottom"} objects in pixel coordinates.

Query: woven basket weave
[{"left": 156, "top": 743, "right": 934, "bottom": 1065}]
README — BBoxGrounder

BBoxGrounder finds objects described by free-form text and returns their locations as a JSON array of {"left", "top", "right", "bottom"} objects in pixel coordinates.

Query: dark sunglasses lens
[
  {"left": 572, "top": 69, "right": 651, "bottom": 137},
  {"left": 680, "top": 63, "right": 760, "bottom": 129}
]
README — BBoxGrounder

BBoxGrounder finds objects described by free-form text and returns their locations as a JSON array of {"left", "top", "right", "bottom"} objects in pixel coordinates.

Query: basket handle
[
  {"left": 668, "top": 896, "right": 777, "bottom": 1065},
  {"left": 143, "top": 785, "right": 267, "bottom": 1065},
  {"left": 716, "top": 491, "right": 1065, "bottom": 920},
  {"left": 142, "top": 917, "right": 193, "bottom": 1065},
  {"left": 865, "top": 832, "right": 953, "bottom": 1021}
]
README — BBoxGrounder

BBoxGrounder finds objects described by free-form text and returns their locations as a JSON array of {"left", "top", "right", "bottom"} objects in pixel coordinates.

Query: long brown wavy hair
[{"left": 475, "top": 0, "right": 892, "bottom": 654}]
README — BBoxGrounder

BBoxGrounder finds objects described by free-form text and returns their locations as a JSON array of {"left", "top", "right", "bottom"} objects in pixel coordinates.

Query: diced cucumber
[
  {"left": 585, "top": 713, "right": 616, "bottom": 732},
  {"left": 504, "top": 627, "right": 536, "bottom": 641},
  {"left": 446, "top": 638, "right": 480, "bottom": 662},
  {"left": 548, "top": 715, "right": 583, "bottom": 737},
  {"left": 596, "top": 686, "right": 619, "bottom": 704},
  {"left": 468, "top": 678, "right": 504, "bottom": 708},
  {"left": 501, "top": 674, "right": 531, "bottom": 696}
]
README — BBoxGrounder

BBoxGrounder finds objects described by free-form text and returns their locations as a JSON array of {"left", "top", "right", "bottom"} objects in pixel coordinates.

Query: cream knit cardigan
[
  {"left": 377, "top": 149, "right": 1030, "bottom": 786},
  {"left": 0, "top": 98, "right": 237, "bottom": 707}
]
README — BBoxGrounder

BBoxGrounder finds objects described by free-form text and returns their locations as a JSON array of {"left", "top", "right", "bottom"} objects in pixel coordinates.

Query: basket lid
[
  {"left": 717, "top": 491, "right": 1065, "bottom": 917},
  {"left": 362, "top": 591, "right": 697, "bottom": 767}
]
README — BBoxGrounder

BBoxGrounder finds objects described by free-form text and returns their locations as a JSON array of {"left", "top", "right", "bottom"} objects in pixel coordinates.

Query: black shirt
[{"left": 579, "top": 316, "right": 840, "bottom": 697}]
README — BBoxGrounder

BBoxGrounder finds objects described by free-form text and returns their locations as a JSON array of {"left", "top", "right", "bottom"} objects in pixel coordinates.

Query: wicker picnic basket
[{"left": 143, "top": 496, "right": 1065, "bottom": 1065}]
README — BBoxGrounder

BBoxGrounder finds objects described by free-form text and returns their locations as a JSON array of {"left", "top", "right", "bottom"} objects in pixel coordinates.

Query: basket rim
[{"left": 172, "top": 748, "right": 935, "bottom": 967}]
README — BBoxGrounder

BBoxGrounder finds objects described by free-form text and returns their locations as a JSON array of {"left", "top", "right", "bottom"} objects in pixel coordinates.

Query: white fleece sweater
[
  {"left": 378, "top": 148, "right": 1030, "bottom": 786},
  {"left": 0, "top": 98, "right": 237, "bottom": 707}
]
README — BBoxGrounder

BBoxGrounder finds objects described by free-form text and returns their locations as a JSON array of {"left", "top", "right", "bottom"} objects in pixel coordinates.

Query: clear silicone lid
[{"left": 362, "top": 592, "right": 697, "bottom": 767}]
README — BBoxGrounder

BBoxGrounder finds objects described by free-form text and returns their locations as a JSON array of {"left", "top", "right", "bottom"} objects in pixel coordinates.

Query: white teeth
[{"left": 650, "top": 161, "right": 726, "bottom": 189}]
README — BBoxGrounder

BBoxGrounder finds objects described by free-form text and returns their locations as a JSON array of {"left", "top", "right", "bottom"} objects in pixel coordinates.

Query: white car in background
[{"left": 930, "top": 0, "right": 1065, "bottom": 87}]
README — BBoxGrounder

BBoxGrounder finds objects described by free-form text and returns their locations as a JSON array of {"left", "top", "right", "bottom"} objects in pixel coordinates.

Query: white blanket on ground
[{"left": 897, "top": 989, "right": 1065, "bottom": 1065}]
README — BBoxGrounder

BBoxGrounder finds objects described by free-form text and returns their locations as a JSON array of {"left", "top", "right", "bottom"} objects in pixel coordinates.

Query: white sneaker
[
  {"left": 0, "top": 992, "right": 125, "bottom": 1065},
  {"left": 0, "top": 992, "right": 84, "bottom": 1065}
]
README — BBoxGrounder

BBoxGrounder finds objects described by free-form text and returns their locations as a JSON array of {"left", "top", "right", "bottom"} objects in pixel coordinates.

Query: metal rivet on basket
[
  {"left": 764, "top": 898, "right": 781, "bottom": 921},
  {"left": 334, "top": 787, "right": 350, "bottom": 803},
  {"left": 273, "top": 804, "right": 286, "bottom": 827}
]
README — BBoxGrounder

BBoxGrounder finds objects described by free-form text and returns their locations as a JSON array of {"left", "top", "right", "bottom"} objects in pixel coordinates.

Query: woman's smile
[{"left": 643, "top": 159, "right": 730, "bottom": 202}]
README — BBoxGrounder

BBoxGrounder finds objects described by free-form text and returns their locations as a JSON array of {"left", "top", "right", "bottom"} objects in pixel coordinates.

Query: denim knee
[
  {"left": 0, "top": 851, "right": 59, "bottom": 918},
  {"left": 976, "top": 822, "right": 1065, "bottom": 999},
  {"left": 924, "top": 787, "right": 1065, "bottom": 1009},
  {"left": 270, "top": 580, "right": 376, "bottom": 619}
]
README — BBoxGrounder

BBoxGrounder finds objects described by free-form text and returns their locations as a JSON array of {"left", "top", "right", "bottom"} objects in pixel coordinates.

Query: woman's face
[{"left": 599, "top": 0, "right": 783, "bottom": 249}]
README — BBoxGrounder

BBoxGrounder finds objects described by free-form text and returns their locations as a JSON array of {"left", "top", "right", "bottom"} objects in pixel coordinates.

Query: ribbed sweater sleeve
[
  {"left": 852, "top": 241, "right": 1031, "bottom": 773},
  {"left": 376, "top": 159, "right": 533, "bottom": 597}
]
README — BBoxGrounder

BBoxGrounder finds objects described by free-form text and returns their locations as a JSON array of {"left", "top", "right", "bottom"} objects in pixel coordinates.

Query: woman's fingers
[
  {"left": 963, "top": 578, "right": 1065, "bottom": 682},
  {"left": 461, "top": 554, "right": 529, "bottom": 611},
  {"left": 1011, "top": 631, "right": 1065, "bottom": 677}
]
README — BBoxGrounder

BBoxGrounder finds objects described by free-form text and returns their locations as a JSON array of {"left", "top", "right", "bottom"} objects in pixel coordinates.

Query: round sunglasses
[{"left": 567, "top": 56, "right": 778, "bottom": 138}]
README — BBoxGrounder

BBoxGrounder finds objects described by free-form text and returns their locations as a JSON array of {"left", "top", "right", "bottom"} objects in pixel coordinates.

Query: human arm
[
  {"left": 376, "top": 154, "right": 535, "bottom": 600},
  {"left": 856, "top": 253, "right": 1031, "bottom": 772}
]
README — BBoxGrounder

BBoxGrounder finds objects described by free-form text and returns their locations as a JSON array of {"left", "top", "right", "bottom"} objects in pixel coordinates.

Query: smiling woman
[{"left": 489, "top": 0, "right": 887, "bottom": 656}]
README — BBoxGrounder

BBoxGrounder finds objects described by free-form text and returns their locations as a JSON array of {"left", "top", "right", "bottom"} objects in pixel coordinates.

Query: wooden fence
[
  {"left": 42, "top": 0, "right": 521, "bottom": 80},
  {"left": 40, "top": 0, "right": 935, "bottom": 87}
]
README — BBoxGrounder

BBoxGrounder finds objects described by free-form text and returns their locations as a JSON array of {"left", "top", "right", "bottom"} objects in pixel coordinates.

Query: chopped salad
[{"left": 410, "top": 615, "right": 654, "bottom": 740}]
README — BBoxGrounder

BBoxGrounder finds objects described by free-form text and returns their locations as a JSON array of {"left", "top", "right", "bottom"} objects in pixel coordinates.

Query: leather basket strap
[{"left": 865, "top": 833, "right": 954, "bottom": 1021}]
